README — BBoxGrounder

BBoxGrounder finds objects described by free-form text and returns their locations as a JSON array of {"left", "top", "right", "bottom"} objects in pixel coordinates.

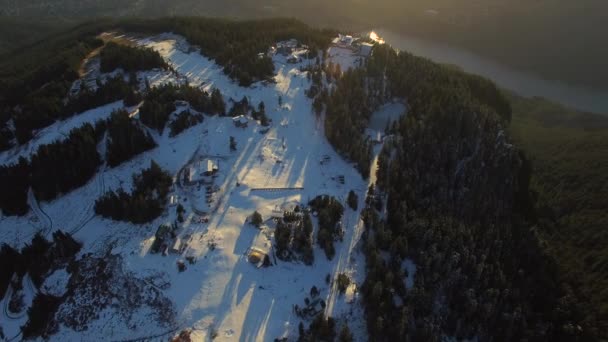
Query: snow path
[
  {"left": 1, "top": 275, "right": 37, "bottom": 342},
  {"left": 324, "top": 143, "right": 382, "bottom": 319}
]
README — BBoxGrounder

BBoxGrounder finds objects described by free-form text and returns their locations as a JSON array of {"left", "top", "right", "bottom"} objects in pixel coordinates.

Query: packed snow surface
[
  {"left": 0, "top": 33, "right": 385, "bottom": 341},
  {"left": 368, "top": 102, "right": 407, "bottom": 131}
]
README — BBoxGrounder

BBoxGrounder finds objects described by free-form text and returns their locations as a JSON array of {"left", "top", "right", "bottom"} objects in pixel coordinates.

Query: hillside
[
  {"left": 0, "top": 17, "right": 77, "bottom": 55},
  {"left": 509, "top": 95, "right": 608, "bottom": 324},
  {"left": 1, "top": 0, "right": 607, "bottom": 90},
  {"left": 0, "top": 18, "right": 368, "bottom": 341},
  {"left": 0, "top": 17, "right": 605, "bottom": 341}
]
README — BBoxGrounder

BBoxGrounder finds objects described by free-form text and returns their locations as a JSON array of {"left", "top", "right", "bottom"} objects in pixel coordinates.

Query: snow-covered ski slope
[{"left": 1, "top": 33, "right": 377, "bottom": 341}]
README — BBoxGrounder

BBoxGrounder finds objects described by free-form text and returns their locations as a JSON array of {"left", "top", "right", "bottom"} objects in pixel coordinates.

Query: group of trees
[
  {"left": 139, "top": 84, "right": 225, "bottom": 133},
  {"left": 315, "top": 67, "right": 376, "bottom": 177},
  {"left": 0, "top": 156, "right": 30, "bottom": 215},
  {"left": 64, "top": 76, "right": 134, "bottom": 118},
  {"left": 297, "top": 314, "right": 336, "bottom": 342},
  {"left": 1, "top": 231, "right": 81, "bottom": 339},
  {"left": 0, "top": 28, "right": 103, "bottom": 148},
  {"left": 1, "top": 16, "right": 330, "bottom": 152},
  {"left": 0, "top": 29, "right": 162, "bottom": 149},
  {"left": 275, "top": 208, "right": 315, "bottom": 265},
  {"left": 5, "top": 72, "right": 134, "bottom": 146},
  {"left": 340, "top": 44, "right": 598, "bottom": 340},
  {"left": 308, "top": 195, "right": 344, "bottom": 260},
  {"left": 228, "top": 96, "right": 252, "bottom": 117},
  {"left": 508, "top": 94, "right": 608, "bottom": 336},
  {"left": 99, "top": 41, "right": 167, "bottom": 73},
  {"left": 228, "top": 97, "right": 270, "bottom": 125},
  {"left": 313, "top": 43, "right": 513, "bottom": 180},
  {"left": 94, "top": 160, "right": 172, "bottom": 223},
  {"left": 30, "top": 123, "right": 105, "bottom": 201},
  {"left": 149, "top": 17, "right": 333, "bottom": 86},
  {"left": 106, "top": 109, "right": 157, "bottom": 167},
  {"left": 22, "top": 293, "right": 62, "bottom": 339},
  {"left": 0, "top": 109, "right": 159, "bottom": 217},
  {"left": 347, "top": 190, "right": 358, "bottom": 211},
  {"left": 0, "top": 122, "right": 105, "bottom": 215},
  {"left": 250, "top": 210, "right": 263, "bottom": 227},
  {"left": 251, "top": 101, "right": 270, "bottom": 126},
  {"left": 0, "top": 29, "right": 170, "bottom": 150},
  {"left": 169, "top": 110, "right": 204, "bottom": 137},
  {"left": 297, "top": 314, "right": 353, "bottom": 342},
  {"left": 0, "top": 115, "right": 13, "bottom": 151}
]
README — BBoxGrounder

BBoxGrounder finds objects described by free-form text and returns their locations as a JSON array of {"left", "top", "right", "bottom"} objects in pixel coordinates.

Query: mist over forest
[{"left": 1, "top": 0, "right": 607, "bottom": 90}]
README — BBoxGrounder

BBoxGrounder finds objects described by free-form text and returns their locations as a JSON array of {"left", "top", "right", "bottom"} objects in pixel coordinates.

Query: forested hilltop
[
  {"left": 309, "top": 42, "right": 605, "bottom": 339},
  {"left": 509, "top": 95, "right": 608, "bottom": 331},
  {"left": 0, "top": 16, "right": 606, "bottom": 340},
  {"left": 2, "top": 1, "right": 607, "bottom": 91}
]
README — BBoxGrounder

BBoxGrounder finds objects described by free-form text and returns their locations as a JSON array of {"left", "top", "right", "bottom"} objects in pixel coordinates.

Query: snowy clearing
[{"left": 0, "top": 33, "right": 381, "bottom": 341}]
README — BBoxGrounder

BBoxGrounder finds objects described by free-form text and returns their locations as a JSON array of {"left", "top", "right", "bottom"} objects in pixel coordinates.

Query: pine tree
[
  {"left": 230, "top": 136, "right": 237, "bottom": 152},
  {"left": 338, "top": 324, "right": 353, "bottom": 342}
]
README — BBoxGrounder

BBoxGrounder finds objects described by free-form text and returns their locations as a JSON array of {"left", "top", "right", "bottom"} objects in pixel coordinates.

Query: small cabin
[
  {"left": 203, "top": 159, "right": 219, "bottom": 176},
  {"left": 287, "top": 55, "right": 302, "bottom": 64},
  {"left": 233, "top": 115, "right": 249, "bottom": 128},
  {"left": 247, "top": 248, "right": 268, "bottom": 268}
]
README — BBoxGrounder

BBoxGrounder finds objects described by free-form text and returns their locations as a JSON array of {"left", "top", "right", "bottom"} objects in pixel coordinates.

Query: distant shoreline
[{"left": 373, "top": 29, "right": 608, "bottom": 116}]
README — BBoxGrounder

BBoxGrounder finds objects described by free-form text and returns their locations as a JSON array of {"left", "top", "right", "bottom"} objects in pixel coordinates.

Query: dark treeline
[
  {"left": 0, "top": 157, "right": 30, "bottom": 215},
  {"left": 327, "top": 44, "right": 599, "bottom": 340},
  {"left": 94, "top": 160, "right": 172, "bottom": 223},
  {"left": 22, "top": 293, "right": 62, "bottom": 339},
  {"left": 118, "top": 17, "right": 334, "bottom": 86},
  {"left": 139, "top": 84, "right": 225, "bottom": 133},
  {"left": 0, "top": 109, "right": 157, "bottom": 217},
  {"left": 322, "top": 68, "right": 375, "bottom": 177},
  {"left": 0, "top": 28, "right": 103, "bottom": 149},
  {"left": 169, "top": 110, "right": 204, "bottom": 137},
  {"left": 275, "top": 208, "right": 315, "bottom": 265},
  {"left": 0, "top": 231, "right": 81, "bottom": 339},
  {"left": 228, "top": 96, "right": 252, "bottom": 118},
  {"left": 508, "top": 95, "right": 608, "bottom": 335},
  {"left": 63, "top": 76, "right": 133, "bottom": 118},
  {"left": 298, "top": 314, "right": 337, "bottom": 342},
  {"left": 0, "top": 114, "right": 12, "bottom": 151},
  {"left": 30, "top": 122, "right": 105, "bottom": 202},
  {"left": 315, "top": 43, "right": 512, "bottom": 178},
  {"left": 106, "top": 109, "right": 156, "bottom": 167},
  {"left": 1, "top": 17, "right": 329, "bottom": 150},
  {"left": 0, "top": 122, "right": 105, "bottom": 215},
  {"left": 99, "top": 41, "right": 167, "bottom": 73},
  {"left": 0, "top": 231, "right": 81, "bottom": 302},
  {"left": 8, "top": 74, "right": 132, "bottom": 146},
  {"left": 168, "top": 17, "right": 332, "bottom": 86}
]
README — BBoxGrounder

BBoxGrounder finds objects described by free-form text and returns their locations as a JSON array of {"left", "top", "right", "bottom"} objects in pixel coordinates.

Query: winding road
[
  {"left": 28, "top": 188, "right": 53, "bottom": 237},
  {"left": 69, "top": 165, "right": 106, "bottom": 235}
]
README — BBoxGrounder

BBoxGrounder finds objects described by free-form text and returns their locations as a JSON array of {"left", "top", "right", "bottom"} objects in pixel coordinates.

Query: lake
[{"left": 374, "top": 29, "right": 608, "bottom": 115}]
